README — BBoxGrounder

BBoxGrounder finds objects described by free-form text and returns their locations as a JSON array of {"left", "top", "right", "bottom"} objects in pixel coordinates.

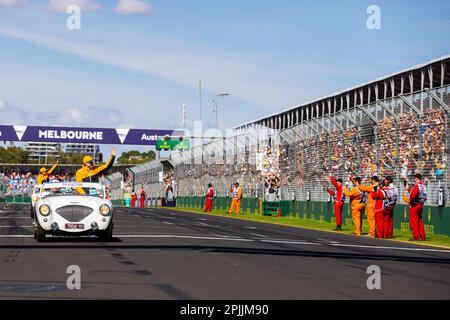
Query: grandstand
[{"left": 118, "top": 56, "right": 449, "bottom": 205}]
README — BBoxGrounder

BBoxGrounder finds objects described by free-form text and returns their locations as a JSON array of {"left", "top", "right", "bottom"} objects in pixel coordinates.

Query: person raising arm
[
  {"left": 36, "top": 161, "right": 59, "bottom": 185},
  {"left": 76, "top": 148, "right": 116, "bottom": 194}
]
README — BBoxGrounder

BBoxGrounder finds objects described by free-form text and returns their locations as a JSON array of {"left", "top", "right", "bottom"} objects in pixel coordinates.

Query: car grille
[{"left": 55, "top": 205, "right": 93, "bottom": 222}]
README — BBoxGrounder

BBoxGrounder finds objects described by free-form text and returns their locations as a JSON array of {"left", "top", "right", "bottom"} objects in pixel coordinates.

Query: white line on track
[
  {"left": 0, "top": 235, "right": 33, "bottom": 238},
  {"left": 116, "top": 234, "right": 254, "bottom": 242},
  {"left": 0, "top": 234, "right": 448, "bottom": 253},
  {"left": 211, "top": 234, "right": 242, "bottom": 238},
  {"left": 163, "top": 221, "right": 174, "bottom": 225},
  {"left": 245, "top": 227, "right": 257, "bottom": 230},
  {"left": 328, "top": 243, "right": 450, "bottom": 253},
  {"left": 249, "top": 232, "right": 268, "bottom": 238},
  {"left": 0, "top": 226, "right": 33, "bottom": 228},
  {"left": 262, "top": 239, "right": 320, "bottom": 245},
  {"left": 0, "top": 217, "right": 30, "bottom": 219},
  {"left": 103, "top": 236, "right": 450, "bottom": 252}
]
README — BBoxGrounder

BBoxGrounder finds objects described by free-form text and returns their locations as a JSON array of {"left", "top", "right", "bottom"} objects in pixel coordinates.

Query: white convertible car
[{"left": 33, "top": 182, "right": 114, "bottom": 242}]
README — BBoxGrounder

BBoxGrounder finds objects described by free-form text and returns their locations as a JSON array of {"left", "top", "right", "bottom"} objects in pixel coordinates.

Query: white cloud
[
  {"left": 0, "top": 99, "right": 5, "bottom": 111},
  {"left": 0, "top": 0, "right": 26, "bottom": 7},
  {"left": 0, "top": 103, "right": 127, "bottom": 128},
  {"left": 115, "top": 0, "right": 151, "bottom": 15},
  {"left": 0, "top": 26, "right": 307, "bottom": 110},
  {"left": 47, "top": 0, "right": 100, "bottom": 13}
]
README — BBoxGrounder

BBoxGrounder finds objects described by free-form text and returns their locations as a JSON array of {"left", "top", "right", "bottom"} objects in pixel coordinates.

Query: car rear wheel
[
  {"left": 99, "top": 223, "right": 113, "bottom": 242},
  {"left": 30, "top": 205, "right": 34, "bottom": 219},
  {"left": 36, "top": 220, "right": 46, "bottom": 242}
]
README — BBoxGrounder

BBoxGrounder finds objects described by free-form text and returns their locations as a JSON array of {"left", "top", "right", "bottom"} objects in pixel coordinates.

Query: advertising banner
[{"left": 0, "top": 125, "right": 184, "bottom": 146}]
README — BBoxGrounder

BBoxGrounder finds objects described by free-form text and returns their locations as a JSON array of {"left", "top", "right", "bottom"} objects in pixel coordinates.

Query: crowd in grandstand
[
  {"left": 152, "top": 105, "right": 447, "bottom": 204},
  {"left": 280, "top": 105, "right": 447, "bottom": 194}
]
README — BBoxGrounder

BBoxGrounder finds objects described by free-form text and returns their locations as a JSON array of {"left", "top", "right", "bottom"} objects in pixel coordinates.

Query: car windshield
[{"left": 42, "top": 186, "right": 105, "bottom": 199}]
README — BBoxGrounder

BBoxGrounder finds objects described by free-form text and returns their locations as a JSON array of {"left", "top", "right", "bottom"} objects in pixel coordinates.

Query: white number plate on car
[{"left": 65, "top": 223, "right": 85, "bottom": 230}]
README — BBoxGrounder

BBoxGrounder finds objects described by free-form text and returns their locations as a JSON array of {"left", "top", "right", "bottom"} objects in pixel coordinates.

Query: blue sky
[{"left": 0, "top": 0, "right": 449, "bottom": 154}]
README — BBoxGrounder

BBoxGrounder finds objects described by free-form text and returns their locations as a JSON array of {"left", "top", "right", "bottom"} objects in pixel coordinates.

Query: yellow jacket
[
  {"left": 343, "top": 187, "right": 365, "bottom": 209},
  {"left": 75, "top": 155, "right": 115, "bottom": 194},
  {"left": 37, "top": 162, "right": 58, "bottom": 185}
]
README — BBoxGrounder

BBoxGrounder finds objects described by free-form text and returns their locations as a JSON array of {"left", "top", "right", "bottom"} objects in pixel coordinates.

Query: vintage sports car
[{"left": 33, "top": 182, "right": 114, "bottom": 242}]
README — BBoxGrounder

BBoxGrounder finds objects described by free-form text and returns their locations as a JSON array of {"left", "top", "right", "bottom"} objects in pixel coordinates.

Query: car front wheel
[
  {"left": 36, "top": 220, "right": 46, "bottom": 242},
  {"left": 99, "top": 223, "right": 113, "bottom": 242}
]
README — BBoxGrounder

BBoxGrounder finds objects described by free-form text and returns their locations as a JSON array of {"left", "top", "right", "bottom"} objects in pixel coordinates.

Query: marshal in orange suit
[
  {"left": 354, "top": 176, "right": 380, "bottom": 238},
  {"left": 228, "top": 182, "right": 243, "bottom": 215},
  {"left": 344, "top": 176, "right": 367, "bottom": 236}
]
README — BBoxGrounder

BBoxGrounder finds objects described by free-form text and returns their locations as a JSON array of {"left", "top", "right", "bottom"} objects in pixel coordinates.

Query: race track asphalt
[{"left": 0, "top": 203, "right": 449, "bottom": 299}]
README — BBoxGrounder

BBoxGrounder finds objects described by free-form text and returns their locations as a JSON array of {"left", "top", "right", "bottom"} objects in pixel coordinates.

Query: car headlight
[
  {"left": 99, "top": 204, "right": 111, "bottom": 216},
  {"left": 39, "top": 204, "right": 51, "bottom": 216}
]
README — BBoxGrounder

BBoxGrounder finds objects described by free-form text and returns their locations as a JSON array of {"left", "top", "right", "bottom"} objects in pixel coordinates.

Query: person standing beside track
[
  {"left": 131, "top": 189, "right": 137, "bottom": 208},
  {"left": 203, "top": 183, "right": 214, "bottom": 213},
  {"left": 36, "top": 161, "right": 59, "bottom": 185},
  {"left": 228, "top": 182, "right": 242, "bottom": 215},
  {"left": 354, "top": 176, "right": 379, "bottom": 238},
  {"left": 382, "top": 176, "right": 398, "bottom": 238},
  {"left": 140, "top": 186, "right": 146, "bottom": 208},
  {"left": 75, "top": 148, "right": 116, "bottom": 194},
  {"left": 326, "top": 174, "right": 345, "bottom": 231},
  {"left": 371, "top": 180, "right": 389, "bottom": 239},
  {"left": 344, "top": 176, "right": 366, "bottom": 236},
  {"left": 405, "top": 173, "right": 427, "bottom": 241}
]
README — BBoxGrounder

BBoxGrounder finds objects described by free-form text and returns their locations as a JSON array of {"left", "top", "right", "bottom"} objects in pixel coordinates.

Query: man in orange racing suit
[
  {"left": 228, "top": 182, "right": 243, "bottom": 215},
  {"left": 354, "top": 176, "right": 380, "bottom": 238},
  {"left": 75, "top": 148, "right": 116, "bottom": 194},
  {"left": 36, "top": 161, "right": 59, "bottom": 185},
  {"left": 344, "top": 176, "right": 367, "bottom": 236}
]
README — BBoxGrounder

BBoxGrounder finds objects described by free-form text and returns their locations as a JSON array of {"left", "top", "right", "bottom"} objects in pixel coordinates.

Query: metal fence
[
  {"left": 113, "top": 85, "right": 449, "bottom": 207},
  {"left": 279, "top": 85, "right": 450, "bottom": 205}
]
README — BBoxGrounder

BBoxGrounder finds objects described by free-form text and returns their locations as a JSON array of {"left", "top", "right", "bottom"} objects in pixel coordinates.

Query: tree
[
  {"left": 0, "top": 147, "right": 30, "bottom": 164},
  {"left": 118, "top": 150, "right": 156, "bottom": 164}
]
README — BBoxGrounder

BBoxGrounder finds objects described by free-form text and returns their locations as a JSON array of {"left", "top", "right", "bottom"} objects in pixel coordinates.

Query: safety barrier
[{"left": 174, "top": 196, "right": 450, "bottom": 236}]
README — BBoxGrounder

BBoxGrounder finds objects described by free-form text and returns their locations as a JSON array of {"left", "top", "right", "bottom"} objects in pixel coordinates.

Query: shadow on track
[{"left": 1, "top": 242, "right": 449, "bottom": 265}]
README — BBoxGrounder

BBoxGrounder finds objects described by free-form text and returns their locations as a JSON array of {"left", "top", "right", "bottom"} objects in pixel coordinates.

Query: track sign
[
  {"left": 156, "top": 139, "right": 172, "bottom": 151},
  {"left": 156, "top": 138, "right": 190, "bottom": 151}
]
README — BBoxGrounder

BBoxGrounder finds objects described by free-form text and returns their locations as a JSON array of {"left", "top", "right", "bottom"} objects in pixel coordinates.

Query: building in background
[
  {"left": 65, "top": 144, "right": 103, "bottom": 163},
  {"left": 25, "top": 142, "right": 61, "bottom": 163}
]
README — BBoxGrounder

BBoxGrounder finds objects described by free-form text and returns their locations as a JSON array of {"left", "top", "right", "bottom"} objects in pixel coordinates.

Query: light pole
[
  {"left": 215, "top": 93, "right": 230, "bottom": 131},
  {"left": 212, "top": 98, "right": 219, "bottom": 130}
]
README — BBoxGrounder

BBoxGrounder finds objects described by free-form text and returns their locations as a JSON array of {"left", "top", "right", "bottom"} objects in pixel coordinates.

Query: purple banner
[
  {"left": 0, "top": 125, "right": 19, "bottom": 141},
  {"left": 123, "top": 129, "right": 184, "bottom": 145},
  {"left": 0, "top": 125, "right": 184, "bottom": 146}
]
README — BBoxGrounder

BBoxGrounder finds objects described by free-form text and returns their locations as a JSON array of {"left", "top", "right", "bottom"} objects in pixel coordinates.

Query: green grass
[{"left": 165, "top": 206, "right": 450, "bottom": 249}]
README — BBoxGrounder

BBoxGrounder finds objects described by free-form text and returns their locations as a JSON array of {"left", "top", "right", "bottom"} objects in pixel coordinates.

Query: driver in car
[
  {"left": 36, "top": 161, "right": 59, "bottom": 185},
  {"left": 75, "top": 148, "right": 116, "bottom": 194}
]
